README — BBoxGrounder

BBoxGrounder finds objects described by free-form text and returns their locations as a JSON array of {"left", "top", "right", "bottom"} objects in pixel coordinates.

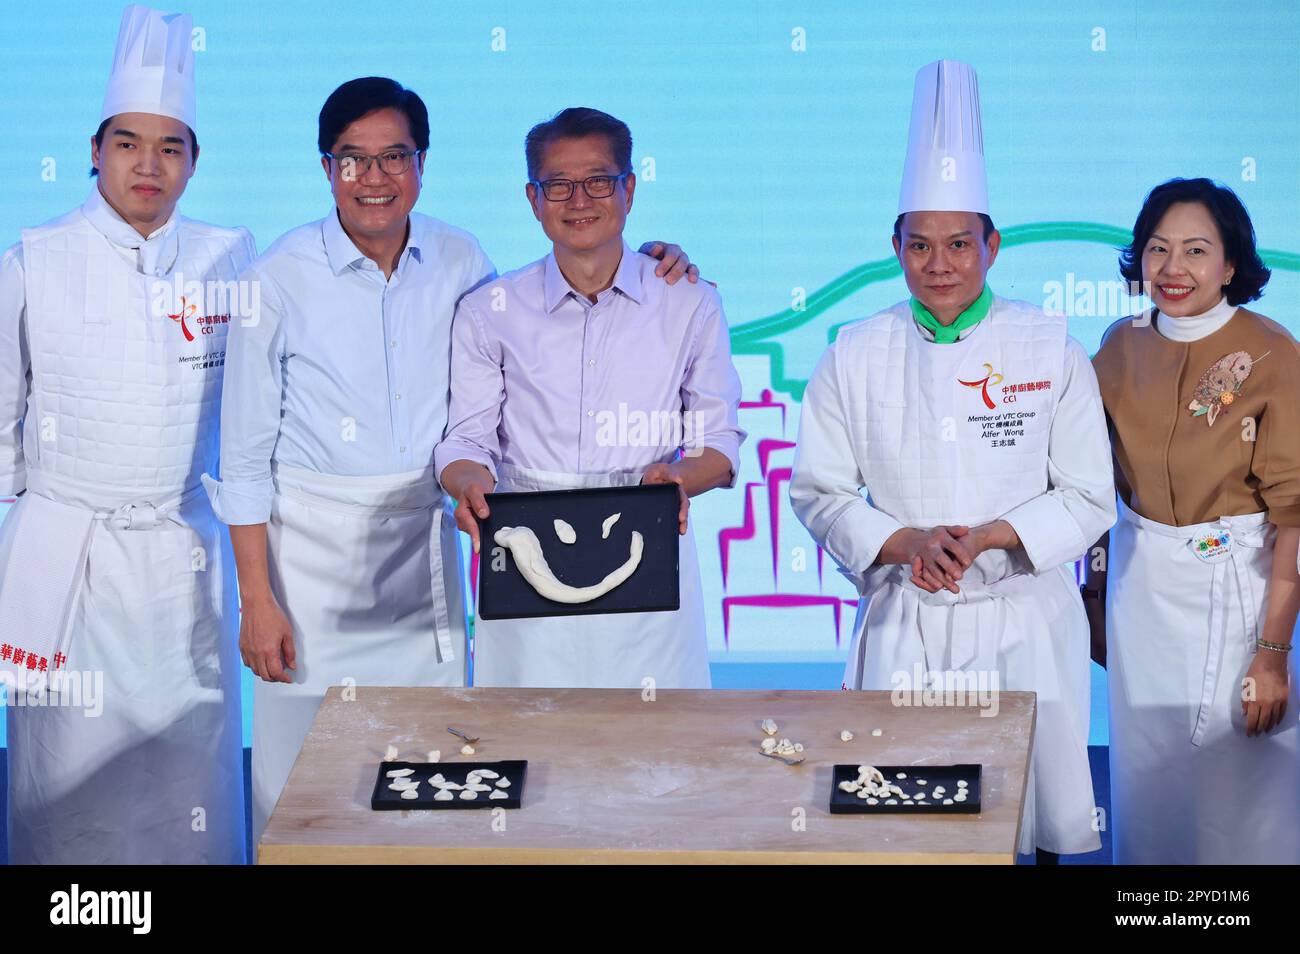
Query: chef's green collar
[{"left": 910, "top": 284, "right": 993, "bottom": 343}]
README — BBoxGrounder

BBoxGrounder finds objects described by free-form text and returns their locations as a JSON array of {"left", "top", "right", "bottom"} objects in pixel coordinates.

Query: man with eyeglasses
[
  {"left": 205, "top": 81, "right": 704, "bottom": 842},
  {"left": 436, "top": 107, "right": 744, "bottom": 688}
]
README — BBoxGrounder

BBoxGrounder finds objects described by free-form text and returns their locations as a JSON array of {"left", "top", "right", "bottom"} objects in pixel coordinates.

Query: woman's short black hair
[
  {"left": 89, "top": 116, "right": 198, "bottom": 178},
  {"left": 317, "top": 77, "right": 430, "bottom": 155},
  {"left": 525, "top": 107, "right": 632, "bottom": 181},
  {"left": 1118, "top": 177, "right": 1270, "bottom": 305}
]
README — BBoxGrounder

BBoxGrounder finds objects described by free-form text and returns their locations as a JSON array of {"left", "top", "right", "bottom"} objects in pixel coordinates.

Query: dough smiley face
[{"left": 494, "top": 513, "right": 643, "bottom": 604}]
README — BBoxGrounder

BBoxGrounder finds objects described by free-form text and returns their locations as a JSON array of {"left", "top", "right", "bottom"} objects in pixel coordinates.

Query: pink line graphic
[{"left": 739, "top": 388, "right": 787, "bottom": 436}]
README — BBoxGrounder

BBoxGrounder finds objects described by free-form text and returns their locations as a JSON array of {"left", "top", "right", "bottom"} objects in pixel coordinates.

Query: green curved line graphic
[{"left": 730, "top": 221, "right": 1300, "bottom": 401}]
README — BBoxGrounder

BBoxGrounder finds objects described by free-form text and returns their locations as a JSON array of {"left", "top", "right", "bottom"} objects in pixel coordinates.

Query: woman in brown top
[{"left": 1090, "top": 178, "right": 1299, "bottom": 864}]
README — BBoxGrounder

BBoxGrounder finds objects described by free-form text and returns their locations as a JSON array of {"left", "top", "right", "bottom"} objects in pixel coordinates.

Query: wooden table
[{"left": 259, "top": 687, "right": 1034, "bottom": 864}]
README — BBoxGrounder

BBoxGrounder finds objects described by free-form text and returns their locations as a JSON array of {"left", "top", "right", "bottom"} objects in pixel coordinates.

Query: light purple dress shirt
[{"left": 434, "top": 244, "right": 745, "bottom": 484}]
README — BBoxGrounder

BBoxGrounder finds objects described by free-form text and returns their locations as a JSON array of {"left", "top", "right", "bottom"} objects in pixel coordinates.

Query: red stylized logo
[
  {"left": 958, "top": 362, "right": 1004, "bottom": 409},
  {"left": 167, "top": 296, "right": 198, "bottom": 342}
]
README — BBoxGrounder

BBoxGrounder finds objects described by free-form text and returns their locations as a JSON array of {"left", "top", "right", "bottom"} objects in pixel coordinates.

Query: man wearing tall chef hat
[
  {"left": 788, "top": 60, "right": 1116, "bottom": 862},
  {"left": 0, "top": 6, "right": 253, "bottom": 863}
]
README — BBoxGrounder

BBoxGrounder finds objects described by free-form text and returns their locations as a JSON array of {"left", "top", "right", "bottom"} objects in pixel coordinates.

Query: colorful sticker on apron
[
  {"left": 1187, "top": 350, "right": 1270, "bottom": 426},
  {"left": 1189, "top": 528, "right": 1233, "bottom": 563}
]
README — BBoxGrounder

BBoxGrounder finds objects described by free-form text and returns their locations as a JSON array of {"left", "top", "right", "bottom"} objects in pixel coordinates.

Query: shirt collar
[
  {"left": 81, "top": 184, "right": 181, "bottom": 275},
  {"left": 322, "top": 209, "right": 424, "bottom": 275},
  {"left": 543, "top": 242, "right": 643, "bottom": 313},
  {"left": 910, "top": 284, "right": 993, "bottom": 343}
]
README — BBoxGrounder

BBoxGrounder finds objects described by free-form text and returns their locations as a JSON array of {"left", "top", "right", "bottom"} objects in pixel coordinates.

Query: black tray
[
  {"left": 370, "top": 760, "right": 528, "bottom": 810},
  {"left": 476, "top": 484, "right": 680, "bottom": 620},
  {"left": 828, "top": 763, "right": 982, "bottom": 814}
]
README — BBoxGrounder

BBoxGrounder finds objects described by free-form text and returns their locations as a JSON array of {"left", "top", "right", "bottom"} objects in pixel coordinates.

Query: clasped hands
[{"left": 882, "top": 521, "right": 1020, "bottom": 594}]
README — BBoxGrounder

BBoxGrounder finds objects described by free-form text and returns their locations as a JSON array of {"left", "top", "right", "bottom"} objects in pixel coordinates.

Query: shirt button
[
  {"left": 587, "top": 409, "right": 594, "bottom": 417},
  {"left": 394, "top": 393, "right": 402, "bottom": 400},
  {"left": 400, "top": 445, "right": 407, "bottom": 453},
  {"left": 588, "top": 359, "right": 596, "bottom": 367},
  {"left": 390, "top": 340, "right": 397, "bottom": 348}
]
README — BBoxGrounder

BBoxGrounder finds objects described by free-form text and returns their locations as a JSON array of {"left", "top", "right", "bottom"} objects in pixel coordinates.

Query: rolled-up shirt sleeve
[
  {"left": 1002, "top": 337, "right": 1117, "bottom": 572},
  {"left": 0, "top": 245, "right": 29, "bottom": 496},
  {"left": 680, "top": 288, "right": 745, "bottom": 485},
  {"left": 434, "top": 296, "right": 504, "bottom": 484},
  {"left": 202, "top": 262, "right": 285, "bottom": 524},
  {"left": 789, "top": 342, "right": 904, "bottom": 586}
]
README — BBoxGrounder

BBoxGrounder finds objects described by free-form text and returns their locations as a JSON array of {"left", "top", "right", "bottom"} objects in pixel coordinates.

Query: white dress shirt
[{"left": 206, "top": 210, "right": 494, "bottom": 524}]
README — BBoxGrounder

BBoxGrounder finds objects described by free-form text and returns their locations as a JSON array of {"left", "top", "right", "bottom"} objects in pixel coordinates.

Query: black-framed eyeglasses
[
  {"left": 324, "top": 149, "right": 421, "bottom": 180},
  {"left": 530, "top": 173, "right": 628, "bottom": 202}
]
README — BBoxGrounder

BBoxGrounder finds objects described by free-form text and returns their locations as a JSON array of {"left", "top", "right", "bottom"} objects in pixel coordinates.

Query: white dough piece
[
  {"left": 383, "top": 745, "right": 399, "bottom": 761},
  {"left": 461, "top": 744, "right": 476, "bottom": 755},
  {"left": 954, "top": 793, "right": 968, "bottom": 802},
  {"left": 895, "top": 772, "right": 907, "bottom": 780},
  {"left": 475, "top": 769, "right": 500, "bottom": 779},
  {"left": 885, "top": 799, "right": 898, "bottom": 805},
  {"left": 760, "top": 737, "right": 777, "bottom": 753},
  {"left": 870, "top": 728, "right": 883, "bottom": 737},
  {"left": 466, "top": 772, "right": 482, "bottom": 783},
  {"left": 761, "top": 719, "right": 779, "bottom": 736},
  {"left": 866, "top": 798, "right": 879, "bottom": 805},
  {"left": 495, "top": 778, "right": 511, "bottom": 789},
  {"left": 601, "top": 512, "right": 621, "bottom": 539},
  {"left": 793, "top": 743, "right": 804, "bottom": 753},
  {"left": 933, "top": 786, "right": 945, "bottom": 795},
  {"left": 434, "top": 789, "right": 454, "bottom": 801},
  {"left": 553, "top": 518, "right": 577, "bottom": 544},
  {"left": 840, "top": 729, "right": 854, "bottom": 742},
  {"left": 943, "top": 799, "right": 954, "bottom": 805},
  {"left": 467, "top": 783, "right": 492, "bottom": 793},
  {"left": 400, "top": 788, "right": 420, "bottom": 800},
  {"left": 427, "top": 750, "right": 441, "bottom": 763},
  {"left": 839, "top": 780, "right": 860, "bottom": 793},
  {"left": 388, "top": 781, "right": 418, "bottom": 792},
  {"left": 494, "top": 525, "right": 643, "bottom": 603},
  {"left": 957, "top": 780, "right": 969, "bottom": 788},
  {"left": 489, "top": 789, "right": 508, "bottom": 800},
  {"left": 459, "top": 789, "right": 478, "bottom": 801},
  {"left": 917, "top": 779, "right": 927, "bottom": 786},
  {"left": 429, "top": 773, "right": 445, "bottom": 784},
  {"left": 435, "top": 781, "right": 463, "bottom": 791},
  {"left": 386, "top": 768, "right": 415, "bottom": 778}
]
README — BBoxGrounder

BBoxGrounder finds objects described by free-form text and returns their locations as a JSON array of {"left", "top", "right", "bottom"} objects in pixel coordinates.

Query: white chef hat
[
  {"left": 100, "top": 5, "right": 196, "bottom": 132},
  {"left": 897, "top": 59, "right": 988, "bottom": 216}
]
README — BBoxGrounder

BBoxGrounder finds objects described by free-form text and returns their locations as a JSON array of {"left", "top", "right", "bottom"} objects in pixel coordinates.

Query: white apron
[
  {"left": 5, "top": 472, "right": 244, "bottom": 864},
  {"left": 472, "top": 463, "right": 710, "bottom": 689},
  {"left": 832, "top": 301, "right": 1100, "bottom": 855},
  {"left": 252, "top": 464, "right": 466, "bottom": 843},
  {"left": 4, "top": 206, "right": 251, "bottom": 864},
  {"left": 844, "top": 559, "right": 1096, "bottom": 856},
  {"left": 1107, "top": 499, "right": 1300, "bottom": 864}
]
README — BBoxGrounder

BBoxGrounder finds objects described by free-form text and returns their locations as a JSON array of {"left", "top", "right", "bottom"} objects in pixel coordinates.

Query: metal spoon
[
  {"left": 447, "top": 726, "right": 480, "bottom": 744},
  {"left": 759, "top": 750, "right": 805, "bottom": 766}
]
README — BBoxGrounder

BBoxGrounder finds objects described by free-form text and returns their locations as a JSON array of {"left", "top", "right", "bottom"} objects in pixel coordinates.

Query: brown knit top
[{"left": 1092, "top": 308, "right": 1300, "bottom": 528}]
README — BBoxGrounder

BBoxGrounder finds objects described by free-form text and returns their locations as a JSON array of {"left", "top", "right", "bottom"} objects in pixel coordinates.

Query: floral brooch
[{"left": 1188, "top": 350, "right": 1270, "bottom": 426}]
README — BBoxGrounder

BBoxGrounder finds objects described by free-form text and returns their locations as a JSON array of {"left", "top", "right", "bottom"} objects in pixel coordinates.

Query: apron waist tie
[
  {"left": 1195, "top": 527, "right": 1267, "bottom": 746},
  {"left": 27, "top": 468, "right": 202, "bottom": 531},
  {"left": 878, "top": 565, "right": 1038, "bottom": 671}
]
